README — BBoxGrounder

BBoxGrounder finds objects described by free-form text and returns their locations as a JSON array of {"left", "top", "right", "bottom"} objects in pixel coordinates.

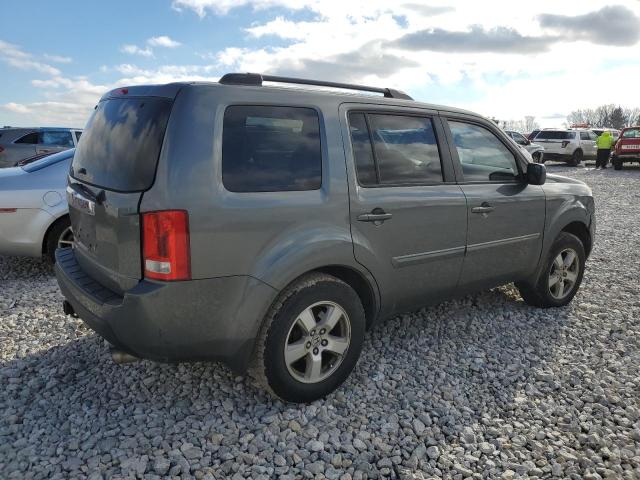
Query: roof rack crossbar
[{"left": 219, "top": 73, "right": 413, "bottom": 100}]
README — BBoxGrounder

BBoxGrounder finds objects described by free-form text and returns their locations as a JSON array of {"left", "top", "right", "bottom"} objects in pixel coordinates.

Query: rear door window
[
  {"left": 40, "top": 130, "right": 74, "bottom": 147},
  {"left": 71, "top": 97, "right": 172, "bottom": 192},
  {"left": 580, "top": 132, "right": 590, "bottom": 141},
  {"left": 448, "top": 121, "right": 519, "bottom": 182},
  {"left": 222, "top": 105, "right": 321, "bottom": 192},
  {"left": 348, "top": 112, "right": 444, "bottom": 186}
]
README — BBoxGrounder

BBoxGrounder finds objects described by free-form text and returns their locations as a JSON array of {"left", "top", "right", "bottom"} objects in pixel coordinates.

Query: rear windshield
[
  {"left": 622, "top": 128, "right": 640, "bottom": 139},
  {"left": 535, "top": 131, "right": 575, "bottom": 140},
  {"left": 71, "top": 97, "right": 172, "bottom": 191}
]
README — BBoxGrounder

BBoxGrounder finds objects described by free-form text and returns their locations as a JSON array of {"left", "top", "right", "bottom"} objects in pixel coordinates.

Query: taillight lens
[{"left": 142, "top": 210, "right": 191, "bottom": 281}]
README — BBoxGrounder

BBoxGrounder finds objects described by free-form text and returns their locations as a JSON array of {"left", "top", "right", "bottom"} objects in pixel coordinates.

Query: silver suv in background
[
  {"left": 55, "top": 74, "right": 595, "bottom": 402},
  {"left": 533, "top": 129, "right": 596, "bottom": 166},
  {"left": 505, "top": 130, "right": 545, "bottom": 163},
  {"left": 0, "top": 127, "right": 82, "bottom": 168}
]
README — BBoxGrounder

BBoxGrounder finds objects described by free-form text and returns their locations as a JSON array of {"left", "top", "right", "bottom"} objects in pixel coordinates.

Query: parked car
[
  {"left": 55, "top": 74, "right": 595, "bottom": 403},
  {"left": 611, "top": 126, "right": 640, "bottom": 170},
  {"left": 505, "top": 130, "right": 545, "bottom": 163},
  {"left": 527, "top": 129, "right": 541, "bottom": 141},
  {"left": 0, "top": 127, "right": 82, "bottom": 168},
  {"left": 0, "top": 149, "right": 75, "bottom": 261},
  {"left": 533, "top": 129, "right": 597, "bottom": 166},
  {"left": 591, "top": 128, "right": 620, "bottom": 141}
]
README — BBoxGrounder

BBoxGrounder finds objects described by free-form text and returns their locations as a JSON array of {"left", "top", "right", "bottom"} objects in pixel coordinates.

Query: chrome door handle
[
  {"left": 357, "top": 211, "right": 393, "bottom": 223},
  {"left": 471, "top": 204, "right": 495, "bottom": 214}
]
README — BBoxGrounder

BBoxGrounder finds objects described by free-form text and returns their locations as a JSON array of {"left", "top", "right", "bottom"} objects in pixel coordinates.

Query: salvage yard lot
[{"left": 1, "top": 164, "right": 639, "bottom": 479}]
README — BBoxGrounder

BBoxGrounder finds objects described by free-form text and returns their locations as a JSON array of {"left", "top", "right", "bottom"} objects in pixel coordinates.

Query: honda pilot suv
[{"left": 55, "top": 74, "right": 595, "bottom": 402}]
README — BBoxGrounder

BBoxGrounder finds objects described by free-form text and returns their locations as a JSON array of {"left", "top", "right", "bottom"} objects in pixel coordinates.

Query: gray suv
[{"left": 55, "top": 74, "right": 595, "bottom": 403}]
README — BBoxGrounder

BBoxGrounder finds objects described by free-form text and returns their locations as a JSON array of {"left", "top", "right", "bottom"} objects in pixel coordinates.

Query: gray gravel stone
[{"left": 1, "top": 165, "right": 640, "bottom": 479}]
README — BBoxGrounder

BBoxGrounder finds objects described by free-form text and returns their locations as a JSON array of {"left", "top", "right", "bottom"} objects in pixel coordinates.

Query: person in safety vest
[{"left": 595, "top": 130, "right": 615, "bottom": 169}]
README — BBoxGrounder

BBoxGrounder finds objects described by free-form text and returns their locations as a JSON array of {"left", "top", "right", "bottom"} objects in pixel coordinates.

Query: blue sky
[{"left": 1, "top": 0, "right": 639, "bottom": 128}]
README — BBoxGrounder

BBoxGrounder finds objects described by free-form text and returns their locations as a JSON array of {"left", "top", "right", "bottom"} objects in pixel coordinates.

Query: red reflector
[
  {"left": 121, "top": 88, "right": 129, "bottom": 94},
  {"left": 0, "top": 208, "right": 17, "bottom": 213},
  {"left": 142, "top": 210, "right": 191, "bottom": 281},
  {"left": 0, "top": 146, "right": 4, "bottom": 153}
]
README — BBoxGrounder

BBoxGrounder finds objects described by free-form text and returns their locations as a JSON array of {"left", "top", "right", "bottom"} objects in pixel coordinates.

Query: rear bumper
[
  {"left": 613, "top": 153, "right": 640, "bottom": 161},
  {"left": 54, "top": 248, "right": 278, "bottom": 373}
]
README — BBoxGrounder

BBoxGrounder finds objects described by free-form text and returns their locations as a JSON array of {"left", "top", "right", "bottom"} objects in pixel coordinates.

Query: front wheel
[
  {"left": 516, "top": 232, "right": 585, "bottom": 308},
  {"left": 250, "top": 273, "right": 365, "bottom": 403}
]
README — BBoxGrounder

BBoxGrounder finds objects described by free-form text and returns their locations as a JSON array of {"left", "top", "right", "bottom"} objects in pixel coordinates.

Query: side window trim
[
  {"left": 441, "top": 115, "right": 525, "bottom": 184},
  {"left": 346, "top": 109, "right": 456, "bottom": 187}
]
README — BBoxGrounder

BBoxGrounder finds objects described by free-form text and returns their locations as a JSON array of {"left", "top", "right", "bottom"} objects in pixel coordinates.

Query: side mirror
[
  {"left": 527, "top": 162, "right": 546, "bottom": 185},
  {"left": 525, "top": 139, "right": 531, "bottom": 146}
]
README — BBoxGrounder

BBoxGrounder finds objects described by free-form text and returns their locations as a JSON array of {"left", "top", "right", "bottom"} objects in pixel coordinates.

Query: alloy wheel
[
  {"left": 284, "top": 301, "right": 351, "bottom": 384},
  {"left": 548, "top": 248, "right": 580, "bottom": 300},
  {"left": 57, "top": 226, "right": 74, "bottom": 250}
]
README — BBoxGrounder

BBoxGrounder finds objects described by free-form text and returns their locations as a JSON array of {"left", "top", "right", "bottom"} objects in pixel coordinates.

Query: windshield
[
  {"left": 22, "top": 149, "right": 74, "bottom": 173},
  {"left": 71, "top": 97, "right": 173, "bottom": 192},
  {"left": 535, "top": 131, "right": 575, "bottom": 140}
]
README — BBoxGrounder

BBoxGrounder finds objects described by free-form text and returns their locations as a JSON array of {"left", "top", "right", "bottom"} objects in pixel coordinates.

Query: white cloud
[
  {"left": 121, "top": 44, "right": 154, "bottom": 57},
  {"left": 147, "top": 35, "right": 181, "bottom": 48},
  {"left": 43, "top": 53, "right": 72, "bottom": 64},
  {"left": 2, "top": 102, "right": 32, "bottom": 114},
  {"left": 0, "top": 39, "right": 60, "bottom": 76}
]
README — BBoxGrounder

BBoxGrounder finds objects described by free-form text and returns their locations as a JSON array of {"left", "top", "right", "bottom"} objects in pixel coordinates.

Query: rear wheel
[
  {"left": 251, "top": 273, "right": 365, "bottom": 403},
  {"left": 516, "top": 232, "right": 585, "bottom": 308},
  {"left": 45, "top": 217, "right": 74, "bottom": 263},
  {"left": 568, "top": 150, "right": 582, "bottom": 166}
]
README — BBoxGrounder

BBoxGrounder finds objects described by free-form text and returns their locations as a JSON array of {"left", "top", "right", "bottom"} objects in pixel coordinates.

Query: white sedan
[{"left": 0, "top": 149, "right": 74, "bottom": 262}]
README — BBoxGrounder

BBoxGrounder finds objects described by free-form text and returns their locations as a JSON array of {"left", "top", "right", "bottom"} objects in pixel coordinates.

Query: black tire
[
  {"left": 568, "top": 150, "right": 582, "bottom": 166},
  {"left": 250, "top": 273, "right": 365, "bottom": 403},
  {"left": 45, "top": 216, "right": 73, "bottom": 263},
  {"left": 516, "top": 232, "right": 586, "bottom": 308},
  {"left": 613, "top": 157, "right": 623, "bottom": 170}
]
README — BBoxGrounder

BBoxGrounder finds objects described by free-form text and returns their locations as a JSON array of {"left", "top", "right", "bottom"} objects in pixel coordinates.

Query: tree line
[{"left": 567, "top": 105, "right": 640, "bottom": 130}]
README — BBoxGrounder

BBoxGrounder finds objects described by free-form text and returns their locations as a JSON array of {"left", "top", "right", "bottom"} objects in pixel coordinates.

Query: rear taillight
[
  {"left": 142, "top": 210, "right": 191, "bottom": 281},
  {"left": 0, "top": 146, "right": 4, "bottom": 153}
]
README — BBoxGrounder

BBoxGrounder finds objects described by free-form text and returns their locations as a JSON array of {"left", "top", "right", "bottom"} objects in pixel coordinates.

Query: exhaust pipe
[
  {"left": 63, "top": 300, "right": 78, "bottom": 318},
  {"left": 110, "top": 348, "right": 140, "bottom": 364}
]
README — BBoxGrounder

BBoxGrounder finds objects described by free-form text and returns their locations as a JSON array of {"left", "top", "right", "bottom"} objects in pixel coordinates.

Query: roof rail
[{"left": 219, "top": 73, "right": 413, "bottom": 100}]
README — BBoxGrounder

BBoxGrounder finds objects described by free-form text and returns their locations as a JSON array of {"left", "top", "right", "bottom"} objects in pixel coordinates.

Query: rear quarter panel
[{"left": 140, "top": 84, "right": 364, "bottom": 291}]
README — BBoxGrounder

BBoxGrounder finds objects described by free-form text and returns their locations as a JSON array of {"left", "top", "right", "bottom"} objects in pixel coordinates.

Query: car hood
[{"left": 545, "top": 173, "right": 586, "bottom": 184}]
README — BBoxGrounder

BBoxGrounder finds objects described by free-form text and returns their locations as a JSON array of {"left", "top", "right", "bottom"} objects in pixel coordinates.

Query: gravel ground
[{"left": 1, "top": 163, "right": 639, "bottom": 480}]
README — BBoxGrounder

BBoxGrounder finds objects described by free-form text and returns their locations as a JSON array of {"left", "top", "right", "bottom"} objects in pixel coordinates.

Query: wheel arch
[
  {"left": 561, "top": 220, "right": 592, "bottom": 258},
  {"left": 41, "top": 213, "right": 70, "bottom": 254}
]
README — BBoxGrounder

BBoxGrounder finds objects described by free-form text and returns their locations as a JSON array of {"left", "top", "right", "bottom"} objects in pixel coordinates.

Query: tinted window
[
  {"left": 580, "top": 132, "right": 590, "bottom": 140},
  {"left": 622, "top": 128, "right": 640, "bottom": 138},
  {"left": 510, "top": 132, "right": 528, "bottom": 145},
  {"left": 449, "top": 121, "right": 519, "bottom": 182},
  {"left": 40, "top": 130, "right": 74, "bottom": 147},
  {"left": 536, "top": 131, "right": 575, "bottom": 140},
  {"left": 222, "top": 106, "right": 321, "bottom": 192},
  {"left": 348, "top": 113, "right": 377, "bottom": 186},
  {"left": 368, "top": 114, "right": 443, "bottom": 184},
  {"left": 15, "top": 132, "right": 39, "bottom": 144},
  {"left": 71, "top": 98, "right": 172, "bottom": 192}
]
